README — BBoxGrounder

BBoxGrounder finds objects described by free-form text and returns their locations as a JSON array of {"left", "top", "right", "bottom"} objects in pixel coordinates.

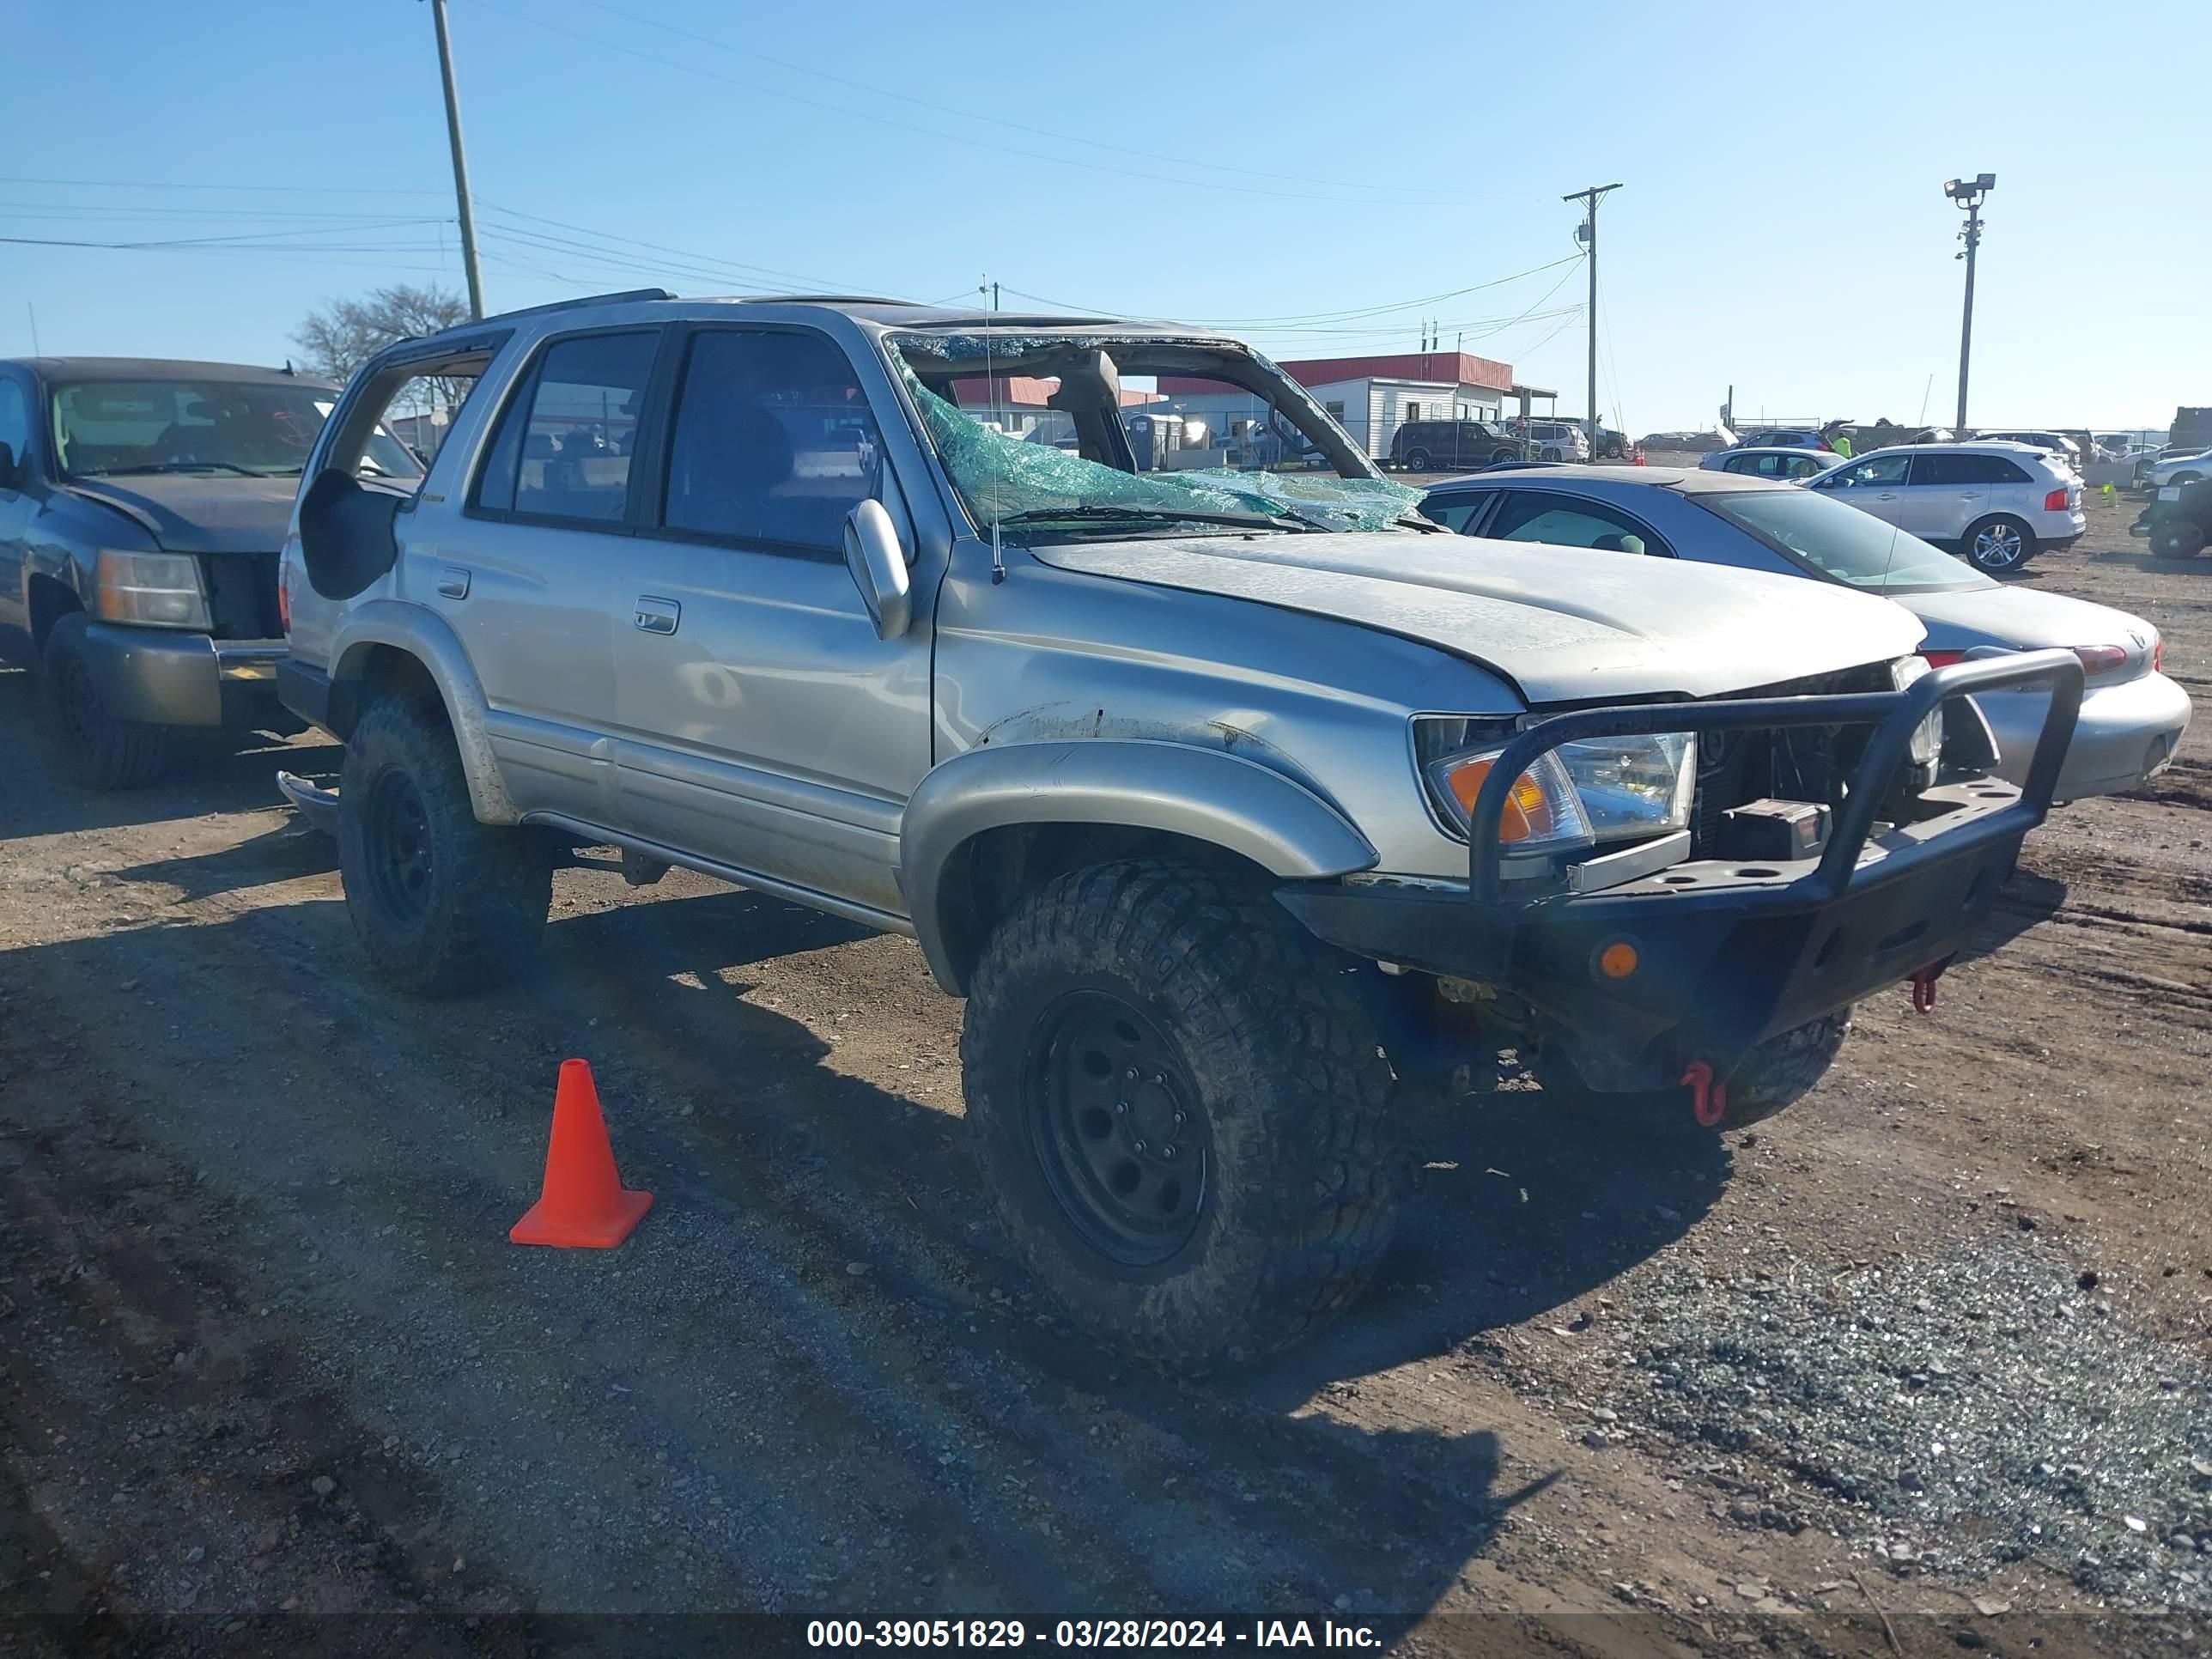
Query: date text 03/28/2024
[{"left": 805, "top": 1620, "right": 1382, "bottom": 1649}]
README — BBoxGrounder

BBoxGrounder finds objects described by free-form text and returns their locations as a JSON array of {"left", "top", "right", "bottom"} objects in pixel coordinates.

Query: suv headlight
[
  {"left": 94, "top": 550, "right": 211, "bottom": 630},
  {"left": 1425, "top": 730, "right": 1698, "bottom": 849},
  {"left": 1890, "top": 654, "right": 1942, "bottom": 769}
]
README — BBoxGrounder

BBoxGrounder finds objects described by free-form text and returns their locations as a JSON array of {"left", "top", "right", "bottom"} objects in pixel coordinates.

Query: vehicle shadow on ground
[
  {"left": 1960, "top": 868, "right": 2070, "bottom": 963},
  {"left": 0, "top": 666, "right": 340, "bottom": 839},
  {"left": 2087, "top": 550, "right": 2212, "bottom": 575},
  {"left": 0, "top": 869, "right": 1689, "bottom": 1626}
]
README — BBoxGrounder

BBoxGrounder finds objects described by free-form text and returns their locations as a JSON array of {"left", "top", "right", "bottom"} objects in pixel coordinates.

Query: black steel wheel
[
  {"left": 1027, "top": 990, "right": 1207, "bottom": 1267},
  {"left": 962, "top": 859, "right": 1403, "bottom": 1370},
  {"left": 337, "top": 693, "right": 552, "bottom": 997},
  {"left": 361, "top": 768, "right": 435, "bottom": 924}
]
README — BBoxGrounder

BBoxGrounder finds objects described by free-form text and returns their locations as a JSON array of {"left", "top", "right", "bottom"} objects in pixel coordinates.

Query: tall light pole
[
  {"left": 429, "top": 0, "right": 486, "bottom": 320},
  {"left": 1563, "top": 183, "right": 1621, "bottom": 446},
  {"left": 1944, "top": 173, "right": 1994, "bottom": 435}
]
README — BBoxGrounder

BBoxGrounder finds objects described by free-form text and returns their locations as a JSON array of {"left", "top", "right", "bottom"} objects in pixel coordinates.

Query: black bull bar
[{"left": 1284, "top": 650, "right": 2084, "bottom": 1086}]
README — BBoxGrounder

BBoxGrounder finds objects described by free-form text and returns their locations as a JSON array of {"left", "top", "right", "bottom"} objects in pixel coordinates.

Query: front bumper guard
[{"left": 1282, "top": 651, "right": 2084, "bottom": 1086}]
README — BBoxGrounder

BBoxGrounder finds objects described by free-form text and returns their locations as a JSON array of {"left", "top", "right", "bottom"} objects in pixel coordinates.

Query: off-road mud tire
[
  {"left": 337, "top": 694, "right": 551, "bottom": 997},
  {"left": 962, "top": 860, "right": 1403, "bottom": 1371}
]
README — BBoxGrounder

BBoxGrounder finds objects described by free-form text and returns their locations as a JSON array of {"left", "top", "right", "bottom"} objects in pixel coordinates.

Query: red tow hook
[
  {"left": 1681, "top": 1060, "right": 1728, "bottom": 1128},
  {"left": 1909, "top": 967, "right": 1941, "bottom": 1015}
]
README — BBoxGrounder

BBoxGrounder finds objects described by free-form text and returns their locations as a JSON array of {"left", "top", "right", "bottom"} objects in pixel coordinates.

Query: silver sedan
[{"left": 1420, "top": 466, "right": 2192, "bottom": 802}]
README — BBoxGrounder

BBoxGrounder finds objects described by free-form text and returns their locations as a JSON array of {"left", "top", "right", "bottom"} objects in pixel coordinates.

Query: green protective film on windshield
[{"left": 903, "top": 378, "right": 1420, "bottom": 535}]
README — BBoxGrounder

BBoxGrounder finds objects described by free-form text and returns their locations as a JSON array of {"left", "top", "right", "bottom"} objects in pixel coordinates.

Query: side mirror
[{"left": 842, "top": 498, "right": 911, "bottom": 641}]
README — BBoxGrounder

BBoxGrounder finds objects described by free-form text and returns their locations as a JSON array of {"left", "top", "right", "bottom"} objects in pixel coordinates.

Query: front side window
[
  {"left": 476, "top": 331, "right": 658, "bottom": 522},
  {"left": 662, "top": 330, "right": 881, "bottom": 554},
  {"left": 0, "top": 377, "right": 29, "bottom": 469},
  {"left": 1818, "top": 453, "right": 1910, "bottom": 489},
  {"left": 49, "top": 377, "right": 422, "bottom": 482},
  {"left": 1486, "top": 490, "right": 1661, "bottom": 555}
]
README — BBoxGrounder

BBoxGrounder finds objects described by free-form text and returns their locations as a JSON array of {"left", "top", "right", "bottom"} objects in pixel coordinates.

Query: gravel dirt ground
[{"left": 3, "top": 486, "right": 2209, "bottom": 1658}]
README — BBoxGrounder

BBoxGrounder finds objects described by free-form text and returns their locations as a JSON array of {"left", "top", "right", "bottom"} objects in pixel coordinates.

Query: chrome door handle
[
  {"left": 436, "top": 565, "right": 471, "bottom": 599},
  {"left": 635, "top": 596, "right": 680, "bottom": 635}
]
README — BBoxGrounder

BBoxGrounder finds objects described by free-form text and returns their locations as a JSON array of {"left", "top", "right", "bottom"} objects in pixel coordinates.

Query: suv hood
[
  {"left": 1035, "top": 531, "right": 1925, "bottom": 702},
  {"left": 61, "top": 474, "right": 298, "bottom": 555}
]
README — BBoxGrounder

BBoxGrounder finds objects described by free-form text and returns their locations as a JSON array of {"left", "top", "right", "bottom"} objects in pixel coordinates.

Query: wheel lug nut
[
  {"left": 1133, "top": 1139, "right": 1147, "bottom": 1153},
  {"left": 1152, "top": 1071, "right": 1167, "bottom": 1086},
  {"left": 1114, "top": 1101, "right": 1128, "bottom": 1114},
  {"left": 1125, "top": 1068, "right": 1139, "bottom": 1081},
  {"left": 1171, "top": 1111, "right": 1184, "bottom": 1127},
  {"left": 1160, "top": 1145, "right": 1176, "bottom": 1160}
]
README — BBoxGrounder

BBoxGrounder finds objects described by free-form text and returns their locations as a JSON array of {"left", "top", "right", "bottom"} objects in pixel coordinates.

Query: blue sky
[{"left": 3, "top": 0, "right": 2204, "bottom": 432}]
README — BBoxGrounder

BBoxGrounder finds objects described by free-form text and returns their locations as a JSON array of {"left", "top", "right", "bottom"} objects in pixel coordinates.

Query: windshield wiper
[
  {"left": 996, "top": 504, "right": 1308, "bottom": 533},
  {"left": 94, "top": 460, "right": 275, "bottom": 478}
]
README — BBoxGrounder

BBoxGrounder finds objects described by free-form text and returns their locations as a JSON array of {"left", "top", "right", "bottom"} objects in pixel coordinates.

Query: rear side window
[
  {"left": 1486, "top": 490, "right": 1665, "bottom": 555},
  {"left": 1911, "top": 452, "right": 2032, "bottom": 486},
  {"left": 475, "top": 331, "right": 659, "bottom": 522},
  {"left": 660, "top": 329, "right": 881, "bottom": 555},
  {"left": 1421, "top": 492, "right": 1489, "bottom": 532}
]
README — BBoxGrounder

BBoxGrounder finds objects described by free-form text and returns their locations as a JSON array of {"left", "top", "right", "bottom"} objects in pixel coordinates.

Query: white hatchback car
[{"left": 1808, "top": 442, "right": 2085, "bottom": 573}]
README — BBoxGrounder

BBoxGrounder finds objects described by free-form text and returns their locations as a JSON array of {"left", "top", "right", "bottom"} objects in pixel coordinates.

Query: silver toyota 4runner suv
[{"left": 279, "top": 290, "right": 2080, "bottom": 1369}]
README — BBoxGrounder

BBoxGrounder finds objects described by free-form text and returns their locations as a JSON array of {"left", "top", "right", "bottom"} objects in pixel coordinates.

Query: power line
[
  {"left": 0, "top": 174, "right": 443, "bottom": 197},
  {"left": 0, "top": 201, "right": 458, "bottom": 222},
  {"left": 0, "top": 221, "right": 447, "bottom": 251},
  {"left": 455, "top": 0, "right": 1481, "bottom": 208},
  {"left": 568, "top": 0, "right": 1467, "bottom": 204},
  {"left": 475, "top": 200, "right": 864, "bottom": 292}
]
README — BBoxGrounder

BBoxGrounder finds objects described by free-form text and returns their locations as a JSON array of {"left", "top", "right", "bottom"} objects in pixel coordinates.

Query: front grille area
[
  {"left": 199, "top": 552, "right": 283, "bottom": 640},
  {"left": 1688, "top": 662, "right": 1894, "bottom": 855}
]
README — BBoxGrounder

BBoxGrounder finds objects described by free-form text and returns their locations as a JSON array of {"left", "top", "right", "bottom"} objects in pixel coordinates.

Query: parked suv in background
[
  {"left": 1974, "top": 430, "right": 2083, "bottom": 469},
  {"left": 1808, "top": 442, "right": 2084, "bottom": 572},
  {"left": 280, "top": 290, "right": 2077, "bottom": 1370},
  {"left": 1388, "top": 418, "right": 1522, "bottom": 471},
  {"left": 0, "top": 356, "right": 421, "bottom": 787},
  {"left": 1517, "top": 420, "right": 1589, "bottom": 461}
]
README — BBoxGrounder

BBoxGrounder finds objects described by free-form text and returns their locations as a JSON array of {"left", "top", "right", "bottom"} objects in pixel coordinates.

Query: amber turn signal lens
[
  {"left": 1596, "top": 940, "right": 1639, "bottom": 981},
  {"left": 1443, "top": 757, "right": 1555, "bottom": 842}
]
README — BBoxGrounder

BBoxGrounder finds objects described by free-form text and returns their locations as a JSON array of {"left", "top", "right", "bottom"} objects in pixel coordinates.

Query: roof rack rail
[{"left": 479, "top": 288, "right": 676, "bottom": 325}]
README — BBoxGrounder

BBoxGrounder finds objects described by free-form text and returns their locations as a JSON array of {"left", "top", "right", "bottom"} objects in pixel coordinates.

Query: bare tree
[{"left": 293, "top": 283, "right": 471, "bottom": 416}]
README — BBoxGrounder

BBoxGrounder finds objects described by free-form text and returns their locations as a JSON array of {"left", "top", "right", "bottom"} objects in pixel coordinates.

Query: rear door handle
[
  {"left": 635, "top": 595, "right": 681, "bottom": 635},
  {"left": 436, "top": 565, "right": 471, "bottom": 599}
]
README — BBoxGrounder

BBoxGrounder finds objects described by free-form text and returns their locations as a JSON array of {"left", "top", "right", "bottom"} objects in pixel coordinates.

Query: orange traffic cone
[{"left": 509, "top": 1059, "right": 653, "bottom": 1249}]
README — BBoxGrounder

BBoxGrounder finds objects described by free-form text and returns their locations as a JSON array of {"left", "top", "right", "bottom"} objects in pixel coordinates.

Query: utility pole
[
  {"left": 1563, "top": 183, "right": 1621, "bottom": 446},
  {"left": 429, "top": 0, "right": 486, "bottom": 320},
  {"left": 1944, "top": 173, "right": 1995, "bottom": 434}
]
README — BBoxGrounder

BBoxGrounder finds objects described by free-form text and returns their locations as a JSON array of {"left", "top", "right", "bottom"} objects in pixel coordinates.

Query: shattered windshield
[{"left": 890, "top": 331, "right": 1420, "bottom": 536}]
